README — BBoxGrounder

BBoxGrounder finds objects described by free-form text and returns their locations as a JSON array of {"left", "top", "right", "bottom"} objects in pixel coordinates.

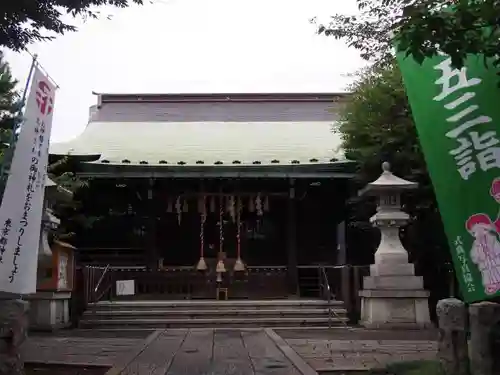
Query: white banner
[{"left": 0, "top": 65, "right": 56, "bottom": 294}]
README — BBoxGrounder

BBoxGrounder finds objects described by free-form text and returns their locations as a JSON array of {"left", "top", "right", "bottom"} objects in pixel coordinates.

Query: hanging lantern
[
  {"left": 248, "top": 196, "right": 255, "bottom": 212},
  {"left": 216, "top": 271, "right": 223, "bottom": 283},
  {"left": 234, "top": 196, "right": 245, "bottom": 272},
  {"left": 263, "top": 196, "right": 270, "bottom": 212},
  {"left": 256, "top": 193, "right": 263, "bottom": 216},
  {"left": 166, "top": 198, "right": 173, "bottom": 213},
  {"left": 175, "top": 196, "right": 182, "bottom": 225},
  {"left": 182, "top": 198, "right": 189, "bottom": 212}
]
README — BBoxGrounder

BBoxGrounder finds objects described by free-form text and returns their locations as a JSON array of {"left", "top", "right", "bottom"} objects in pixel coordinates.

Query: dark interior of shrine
[{"left": 74, "top": 176, "right": 350, "bottom": 268}]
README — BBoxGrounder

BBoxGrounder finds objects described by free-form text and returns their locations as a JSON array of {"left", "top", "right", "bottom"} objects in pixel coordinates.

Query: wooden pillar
[
  {"left": 337, "top": 221, "right": 352, "bottom": 313},
  {"left": 286, "top": 179, "right": 298, "bottom": 296},
  {"left": 146, "top": 178, "right": 157, "bottom": 270}
]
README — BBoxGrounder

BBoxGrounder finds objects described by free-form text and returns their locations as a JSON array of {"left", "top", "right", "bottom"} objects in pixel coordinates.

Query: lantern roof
[{"left": 359, "top": 162, "right": 418, "bottom": 196}]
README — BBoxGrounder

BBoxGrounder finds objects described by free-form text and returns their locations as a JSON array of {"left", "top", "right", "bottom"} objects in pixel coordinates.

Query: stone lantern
[
  {"left": 26, "top": 177, "right": 76, "bottom": 331},
  {"left": 358, "top": 162, "right": 431, "bottom": 329}
]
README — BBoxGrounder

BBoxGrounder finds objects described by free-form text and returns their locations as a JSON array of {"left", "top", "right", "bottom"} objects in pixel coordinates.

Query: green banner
[{"left": 396, "top": 52, "right": 500, "bottom": 302}]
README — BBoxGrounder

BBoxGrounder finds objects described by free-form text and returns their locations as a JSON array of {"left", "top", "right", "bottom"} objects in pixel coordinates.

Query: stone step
[
  {"left": 88, "top": 299, "right": 341, "bottom": 310},
  {"left": 83, "top": 308, "right": 347, "bottom": 319},
  {"left": 81, "top": 299, "right": 347, "bottom": 329},
  {"left": 79, "top": 316, "right": 348, "bottom": 329}
]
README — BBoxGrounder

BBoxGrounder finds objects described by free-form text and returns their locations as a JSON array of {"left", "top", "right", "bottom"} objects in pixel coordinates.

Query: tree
[
  {"left": 47, "top": 157, "right": 101, "bottom": 243},
  {"left": 0, "top": 51, "right": 21, "bottom": 167},
  {"left": 317, "top": 0, "right": 500, "bottom": 69},
  {"left": 339, "top": 60, "right": 455, "bottom": 315},
  {"left": 1, "top": 0, "right": 144, "bottom": 51}
]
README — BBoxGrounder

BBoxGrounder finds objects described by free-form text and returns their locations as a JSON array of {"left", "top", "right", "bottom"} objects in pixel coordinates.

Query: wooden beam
[
  {"left": 286, "top": 179, "right": 299, "bottom": 296},
  {"left": 77, "top": 170, "right": 356, "bottom": 179},
  {"left": 76, "top": 161, "right": 358, "bottom": 179}
]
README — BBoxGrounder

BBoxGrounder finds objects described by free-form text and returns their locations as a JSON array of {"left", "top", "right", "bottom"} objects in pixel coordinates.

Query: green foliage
[
  {"left": 316, "top": 0, "right": 500, "bottom": 69},
  {"left": 48, "top": 156, "right": 88, "bottom": 192},
  {"left": 0, "top": 0, "right": 145, "bottom": 51},
  {"left": 48, "top": 157, "right": 101, "bottom": 243},
  {"left": 338, "top": 59, "right": 423, "bottom": 182},
  {"left": 0, "top": 51, "right": 21, "bottom": 166}
]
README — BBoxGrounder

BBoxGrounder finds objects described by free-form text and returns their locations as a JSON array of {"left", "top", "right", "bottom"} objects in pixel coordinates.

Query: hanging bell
[
  {"left": 233, "top": 257, "right": 245, "bottom": 272},
  {"left": 216, "top": 259, "right": 226, "bottom": 273},
  {"left": 196, "top": 256, "right": 208, "bottom": 271}
]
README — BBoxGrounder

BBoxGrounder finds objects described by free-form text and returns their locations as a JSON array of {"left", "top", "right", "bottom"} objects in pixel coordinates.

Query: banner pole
[{"left": 0, "top": 54, "right": 38, "bottom": 188}]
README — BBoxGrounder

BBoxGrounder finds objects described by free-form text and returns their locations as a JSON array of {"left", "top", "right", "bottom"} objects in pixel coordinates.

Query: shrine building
[{"left": 49, "top": 92, "right": 356, "bottom": 301}]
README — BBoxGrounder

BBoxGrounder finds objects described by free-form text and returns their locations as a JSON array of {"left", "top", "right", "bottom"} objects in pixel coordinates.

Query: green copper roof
[{"left": 50, "top": 121, "right": 343, "bottom": 166}]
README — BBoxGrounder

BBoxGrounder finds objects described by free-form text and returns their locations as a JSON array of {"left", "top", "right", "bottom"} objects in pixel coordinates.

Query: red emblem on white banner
[{"left": 36, "top": 81, "right": 53, "bottom": 116}]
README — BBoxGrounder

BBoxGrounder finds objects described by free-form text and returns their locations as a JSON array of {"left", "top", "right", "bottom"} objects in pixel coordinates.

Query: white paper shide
[{"left": 0, "top": 66, "right": 56, "bottom": 294}]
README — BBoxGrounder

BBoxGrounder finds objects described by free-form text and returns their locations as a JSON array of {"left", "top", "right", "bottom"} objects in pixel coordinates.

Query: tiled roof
[{"left": 50, "top": 121, "right": 343, "bottom": 166}]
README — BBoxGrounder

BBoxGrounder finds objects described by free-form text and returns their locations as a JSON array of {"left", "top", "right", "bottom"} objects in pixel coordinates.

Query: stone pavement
[
  {"left": 277, "top": 328, "right": 438, "bottom": 373},
  {"left": 22, "top": 328, "right": 439, "bottom": 374}
]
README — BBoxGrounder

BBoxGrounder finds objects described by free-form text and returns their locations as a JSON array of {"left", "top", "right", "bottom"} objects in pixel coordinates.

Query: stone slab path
[
  {"left": 23, "top": 329, "right": 313, "bottom": 375},
  {"left": 22, "top": 328, "right": 439, "bottom": 374},
  {"left": 22, "top": 336, "right": 143, "bottom": 367},
  {"left": 286, "top": 338, "right": 437, "bottom": 372},
  {"left": 277, "top": 328, "right": 438, "bottom": 373}
]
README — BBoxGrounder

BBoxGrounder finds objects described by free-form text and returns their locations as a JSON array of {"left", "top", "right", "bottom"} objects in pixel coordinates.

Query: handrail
[
  {"left": 319, "top": 266, "right": 347, "bottom": 328},
  {"left": 94, "top": 264, "right": 110, "bottom": 294},
  {"left": 318, "top": 266, "right": 332, "bottom": 328}
]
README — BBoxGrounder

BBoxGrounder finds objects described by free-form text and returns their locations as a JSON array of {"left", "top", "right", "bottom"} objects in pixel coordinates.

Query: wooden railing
[{"left": 80, "top": 265, "right": 288, "bottom": 303}]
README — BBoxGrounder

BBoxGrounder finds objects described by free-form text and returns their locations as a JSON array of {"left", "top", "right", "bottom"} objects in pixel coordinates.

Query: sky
[{"left": 4, "top": 0, "right": 365, "bottom": 143}]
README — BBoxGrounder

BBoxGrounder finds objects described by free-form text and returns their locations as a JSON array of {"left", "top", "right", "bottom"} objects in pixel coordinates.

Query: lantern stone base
[
  {"left": 25, "top": 291, "right": 72, "bottom": 331},
  {"left": 359, "top": 277, "right": 432, "bottom": 329}
]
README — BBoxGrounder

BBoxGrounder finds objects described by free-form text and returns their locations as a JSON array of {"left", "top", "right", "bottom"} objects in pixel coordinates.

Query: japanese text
[
  {"left": 455, "top": 236, "right": 475, "bottom": 293},
  {"left": 433, "top": 57, "right": 498, "bottom": 180}
]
